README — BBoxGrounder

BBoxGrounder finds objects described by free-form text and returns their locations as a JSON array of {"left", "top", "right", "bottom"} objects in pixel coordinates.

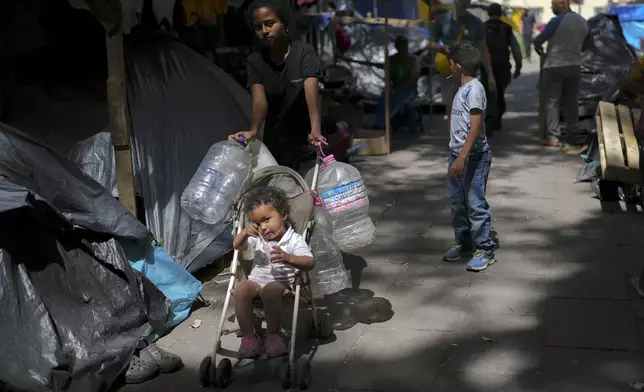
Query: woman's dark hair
[
  {"left": 246, "top": 0, "right": 294, "bottom": 32},
  {"left": 244, "top": 185, "right": 291, "bottom": 217}
]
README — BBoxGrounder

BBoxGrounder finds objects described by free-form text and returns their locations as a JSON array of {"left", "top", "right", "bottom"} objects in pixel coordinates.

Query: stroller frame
[{"left": 199, "top": 158, "right": 333, "bottom": 390}]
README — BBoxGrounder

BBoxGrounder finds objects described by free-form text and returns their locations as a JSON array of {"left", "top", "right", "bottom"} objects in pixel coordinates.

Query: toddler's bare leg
[
  {"left": 261, "top": 282, "right": 287, "bottom": 335},
  {"left": 234, "top": 280, "right": 262, "bottom": 336}
]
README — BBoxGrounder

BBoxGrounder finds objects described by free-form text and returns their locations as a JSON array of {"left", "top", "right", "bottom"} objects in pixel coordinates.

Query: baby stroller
[{"left": 198, "top": 159, "right": 335, "bottom": 390}]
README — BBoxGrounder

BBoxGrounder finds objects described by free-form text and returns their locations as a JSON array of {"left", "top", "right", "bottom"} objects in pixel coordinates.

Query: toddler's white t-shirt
[{"left": 247, "top": 225, "right": 312, "bottom": 287}]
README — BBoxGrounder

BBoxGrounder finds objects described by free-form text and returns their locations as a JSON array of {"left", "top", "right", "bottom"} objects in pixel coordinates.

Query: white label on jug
[{"left": 321, "top": 180, "right": 368, "bottom": 213}]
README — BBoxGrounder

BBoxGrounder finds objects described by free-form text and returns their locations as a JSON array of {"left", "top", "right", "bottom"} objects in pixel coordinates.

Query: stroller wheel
[
  {"left": 278, "top": 358, "right": 291, "bottom": 389},
  {"left": 216, "top": 358, "right": 233, "bottom": 388},
  {"left": 296, "top": 359, "right": 312, "bottom": 390},
  {"left": 198, "top": 356, "right": 215, "bottom": 387}
]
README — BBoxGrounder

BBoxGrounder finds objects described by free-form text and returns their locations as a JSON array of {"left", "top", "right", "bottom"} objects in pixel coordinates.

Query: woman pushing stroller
[
  {"left": 228, "top": 0, "right": 325, "bottom": 169},
  {"left": 232, "top": 186, "right": 314, "bottom": 359}
]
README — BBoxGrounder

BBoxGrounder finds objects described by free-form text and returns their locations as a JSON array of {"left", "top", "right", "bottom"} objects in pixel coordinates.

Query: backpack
[{"left": 485, "top": 20, "right": 512, "bottom": 65}]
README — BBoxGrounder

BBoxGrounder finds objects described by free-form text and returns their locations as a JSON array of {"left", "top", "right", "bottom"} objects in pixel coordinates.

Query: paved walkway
[{"left": 122, "top": 61, "right": 644, "bottom": 392}]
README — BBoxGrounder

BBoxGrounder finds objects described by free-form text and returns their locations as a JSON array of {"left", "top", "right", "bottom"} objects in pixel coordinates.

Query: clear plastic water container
[
  {"left": 306, "top": 155, "right": 375, "bottom": 251},
  {"left": 181, "top": 140, "right": 251, "bottom": 224},
  {"left": 310, "top": 207, "right": 349, "bottom": 295}
]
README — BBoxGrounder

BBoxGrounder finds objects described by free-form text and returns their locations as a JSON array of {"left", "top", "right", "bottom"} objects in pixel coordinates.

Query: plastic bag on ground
[{"left": 127, "top": 243, "right": 203, "bottom": 334}]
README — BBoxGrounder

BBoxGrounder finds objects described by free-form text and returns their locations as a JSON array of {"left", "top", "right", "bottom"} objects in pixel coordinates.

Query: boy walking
[{"left": 442, "top": 43, "right": 497, "bottom": 272}]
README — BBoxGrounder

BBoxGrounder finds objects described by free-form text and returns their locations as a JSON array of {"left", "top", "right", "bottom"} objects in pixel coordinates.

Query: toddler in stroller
[
  {"left": 232, "top": 186, "right": 314, "bottom": 359},
  {"left": 199, "top": 163, "right": 335, "bottom": 390}
]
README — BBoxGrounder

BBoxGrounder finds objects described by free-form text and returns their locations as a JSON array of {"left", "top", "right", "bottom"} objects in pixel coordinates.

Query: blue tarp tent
[{"left": 609, "top": 5, "right": 644, "bottom": 51}]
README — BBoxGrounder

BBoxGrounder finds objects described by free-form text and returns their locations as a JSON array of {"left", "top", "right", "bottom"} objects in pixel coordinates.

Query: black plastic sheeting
[
  {"left": 579, "top": 13, "right": 637, "bottom": 107},
  {"left": 0, "top": 124, "right": 169, "bottom": 392}
]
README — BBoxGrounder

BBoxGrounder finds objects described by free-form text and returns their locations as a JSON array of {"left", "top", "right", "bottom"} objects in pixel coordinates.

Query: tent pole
[
  {"left": 106, "top": 29, "right": 137, "bottom": 216},
  {"left": 383, "top": 0, "right": 391, "bottom": 154}
]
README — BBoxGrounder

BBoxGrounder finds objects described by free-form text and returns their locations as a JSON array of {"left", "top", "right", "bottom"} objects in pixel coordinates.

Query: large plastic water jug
[
  {"left": 306, "top": 155, "right": 375, "bottom": 251},
  {"left": 181, "top": 140, "right": 251, "bottom": 224},
  {"left": 310, "top": 207, "right": 349, "bottom": 295}
]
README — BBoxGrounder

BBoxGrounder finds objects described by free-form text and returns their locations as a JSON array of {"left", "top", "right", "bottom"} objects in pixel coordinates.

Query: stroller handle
[{"left": 309, "top": 138, "right": 328, "bottom": 193}]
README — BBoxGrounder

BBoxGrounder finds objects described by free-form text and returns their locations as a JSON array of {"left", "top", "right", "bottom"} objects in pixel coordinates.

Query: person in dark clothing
[
  {"left": 483, "top": 3, "right": 522, "bottom": 132},
  {"left": 228, "top": 0, "right": 325, "bottom": 169}
]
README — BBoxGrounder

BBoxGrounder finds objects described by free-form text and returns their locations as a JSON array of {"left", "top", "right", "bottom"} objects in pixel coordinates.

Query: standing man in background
[
  {"left": 534, "top": 0, "right": 590, "bottom": 148},
  {"left": 430, "top": 0, "right": 496, "bottom": 121},
  {"left": 484, "top": 3, "right": 522, "bottom": 133},
  {"left": 522, "top": 9, "right": 536, "bottom": 62}
]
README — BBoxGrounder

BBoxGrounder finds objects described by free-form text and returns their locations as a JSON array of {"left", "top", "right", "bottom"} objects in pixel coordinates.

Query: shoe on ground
[
  {"left": 140, "top": 343, "right": 183, "bottom": 373},
  {"left": 264, "top": 333, "right": 288, "bottom": 359},
  {"left": 443, "top": 244, "right": 473, "bottom": 262},
  {"left": 466, "top": 250, "right": 496, "bottom": 272},
  {"left": 125, "top": 354, "right": 159, "bottom": 384}
]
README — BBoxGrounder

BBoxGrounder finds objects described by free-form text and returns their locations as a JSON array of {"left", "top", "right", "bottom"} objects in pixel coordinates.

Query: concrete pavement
[{"left": 120, "top": 60, "right": 644, "bottom": 392}]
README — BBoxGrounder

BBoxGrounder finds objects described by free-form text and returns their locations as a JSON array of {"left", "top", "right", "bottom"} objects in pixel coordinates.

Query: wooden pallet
[{"left": 595, "top": 101, "right": 641, "bottom": 184}]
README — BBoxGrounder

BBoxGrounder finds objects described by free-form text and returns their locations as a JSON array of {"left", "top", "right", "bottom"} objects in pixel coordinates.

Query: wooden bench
[{"left": 595, "top": 101, "right": 641, "bottom": 184}]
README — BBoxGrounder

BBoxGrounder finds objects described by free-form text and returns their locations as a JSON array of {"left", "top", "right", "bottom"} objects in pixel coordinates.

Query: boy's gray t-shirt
[
  {"left": 431, "top": 11, "right": 486, "bottom": 46},
  {"left": 450, "top": 78, "right": 488, "bottom": 154}
]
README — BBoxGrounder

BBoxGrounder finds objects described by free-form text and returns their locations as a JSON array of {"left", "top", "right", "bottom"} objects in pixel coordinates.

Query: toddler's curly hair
[{"left": 244, "top": 185, "right": 291, "bottom": 217}]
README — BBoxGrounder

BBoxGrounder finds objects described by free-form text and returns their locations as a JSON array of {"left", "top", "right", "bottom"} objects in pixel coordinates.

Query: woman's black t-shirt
[{"left": 246, "top": 40, "right": 320, "bottom": 166}]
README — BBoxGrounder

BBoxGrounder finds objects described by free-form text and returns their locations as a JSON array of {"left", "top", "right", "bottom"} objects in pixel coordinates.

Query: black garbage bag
[
  {"left": 0, "top": 179, "right": 169, "bottom": 392},
  {"left": 578, "top": 14, "right": 637, "bottom": 107},
  {"left": 0, "top": 124, "right": 169, "bottom": 391}
]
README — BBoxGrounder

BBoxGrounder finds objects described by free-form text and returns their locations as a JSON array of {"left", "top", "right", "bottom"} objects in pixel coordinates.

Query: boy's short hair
[{"left": 449, "top": 43, "right": 481, "bottom": 77}]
